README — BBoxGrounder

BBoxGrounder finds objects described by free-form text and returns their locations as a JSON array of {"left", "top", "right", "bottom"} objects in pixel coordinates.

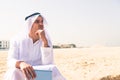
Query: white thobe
[{"left": 4, "top": 34, "right": 66, "bottom": 80}]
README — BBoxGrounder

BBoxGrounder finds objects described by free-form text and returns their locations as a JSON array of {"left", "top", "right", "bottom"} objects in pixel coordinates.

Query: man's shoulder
[{"left": 10, "top": 33, "right": 29, "bottom": 43}]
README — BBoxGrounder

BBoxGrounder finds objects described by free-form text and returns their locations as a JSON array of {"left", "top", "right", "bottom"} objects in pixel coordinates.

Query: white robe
[{"left": 4, "top": 33, "right": 66, "bottom": 80}]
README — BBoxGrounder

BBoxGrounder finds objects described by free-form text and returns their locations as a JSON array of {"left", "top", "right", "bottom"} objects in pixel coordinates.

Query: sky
[{"left": 0, "top": 0, "right": 120, "bottom": 47}]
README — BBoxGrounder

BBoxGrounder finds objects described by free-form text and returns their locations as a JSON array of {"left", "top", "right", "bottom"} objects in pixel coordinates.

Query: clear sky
[{"left": 0, "top": 0, "right": 120, "bottom": 47}]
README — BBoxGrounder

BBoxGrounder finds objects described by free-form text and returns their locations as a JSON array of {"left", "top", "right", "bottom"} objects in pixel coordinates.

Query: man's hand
[
  {"left": 35, "top": 30, "right": 49, "bottom": 47},
  {"left": 19, "top": 61, "right": 36, "bottom": 80}
]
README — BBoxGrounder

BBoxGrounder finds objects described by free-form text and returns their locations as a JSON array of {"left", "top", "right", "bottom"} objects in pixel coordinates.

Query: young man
[{"left": 4, "top": 12, "right": 66, "bottom": 80}]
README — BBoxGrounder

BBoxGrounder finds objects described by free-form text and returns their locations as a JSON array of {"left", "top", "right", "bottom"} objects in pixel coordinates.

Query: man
[{"left": 4, "top": 12, "right": 66, "bottom": 80}]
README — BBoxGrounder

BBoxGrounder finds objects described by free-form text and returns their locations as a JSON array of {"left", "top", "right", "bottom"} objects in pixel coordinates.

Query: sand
[{"left": 1, "top": 47, "right": 120, "bottom": 80}]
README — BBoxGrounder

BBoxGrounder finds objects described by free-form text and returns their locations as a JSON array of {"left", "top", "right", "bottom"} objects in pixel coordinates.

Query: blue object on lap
[{"left": 35, "top": 70, "right": 52, "bottom": 80}]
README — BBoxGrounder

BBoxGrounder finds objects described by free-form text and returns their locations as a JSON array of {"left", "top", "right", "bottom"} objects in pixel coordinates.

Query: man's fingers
[
  {"left": 35, "top": 30, "right": 44, "bottom": 37},
  {"left": 31, "top": 67, "right": 36, "bottom": 78},
  {"left": 38, "top": 29, "right": 44, "bottom": 33},
  {"left": 23, "top": 69, "right": 31, "bottom": 80},
  {"left": 36, "top": 30, "right": 46, "bottom": 39},
  {"left": 28, "top": 66, "right": 36, "bottom": 79},
  {"left": 36, "top": 30, "right": 44, "bottom": 34}
]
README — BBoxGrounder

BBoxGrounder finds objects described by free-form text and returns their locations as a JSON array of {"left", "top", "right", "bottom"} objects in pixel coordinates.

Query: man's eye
[{"left": 35, "top": 20, "right": 40, "bottom": 23}]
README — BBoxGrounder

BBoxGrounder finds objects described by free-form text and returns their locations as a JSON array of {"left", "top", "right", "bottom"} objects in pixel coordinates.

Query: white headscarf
[
  {"left": 24, "top": 12, "right": 47, "bottom": 34},
  {"left": 23, "top": 12, "right": 52, "bottom": 47}
]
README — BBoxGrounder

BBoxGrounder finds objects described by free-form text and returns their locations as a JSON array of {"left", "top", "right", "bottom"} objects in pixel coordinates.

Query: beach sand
[{"left": 1, "top": 47, "right": 120, "bottom": 80}]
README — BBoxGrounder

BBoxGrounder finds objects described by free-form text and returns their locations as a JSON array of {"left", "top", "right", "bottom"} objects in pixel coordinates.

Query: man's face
[{"left": 30, "top": 16, "right": 44, "bottom": 36}]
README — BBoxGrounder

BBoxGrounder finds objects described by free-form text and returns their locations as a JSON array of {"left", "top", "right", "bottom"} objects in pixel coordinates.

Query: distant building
[
  {"left": 53, "top": 45, "right": 61, "bottom": 48},
  {"left": 60, "top": 44, "right": 76, "bottom": 48},
  {"left": 0, "top": 40, "right": 9, "bottom": 49},
  {"left": 53, "top": 43, "right": 76, "bottom": 48}
]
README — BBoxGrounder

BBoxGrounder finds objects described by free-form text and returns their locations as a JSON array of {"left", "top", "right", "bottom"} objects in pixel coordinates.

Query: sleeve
[
  {"left": 7, "top": 38, "right": 19, "bottom": 68},
  {"left": 41, "top": 35, "right": 54, "bottom": 65},
  {"left": 41, "top": 29, "right": 54, "bottom": 65},
  {"left": 41, "top": 47, "right": 54, "bottom": 65}
]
